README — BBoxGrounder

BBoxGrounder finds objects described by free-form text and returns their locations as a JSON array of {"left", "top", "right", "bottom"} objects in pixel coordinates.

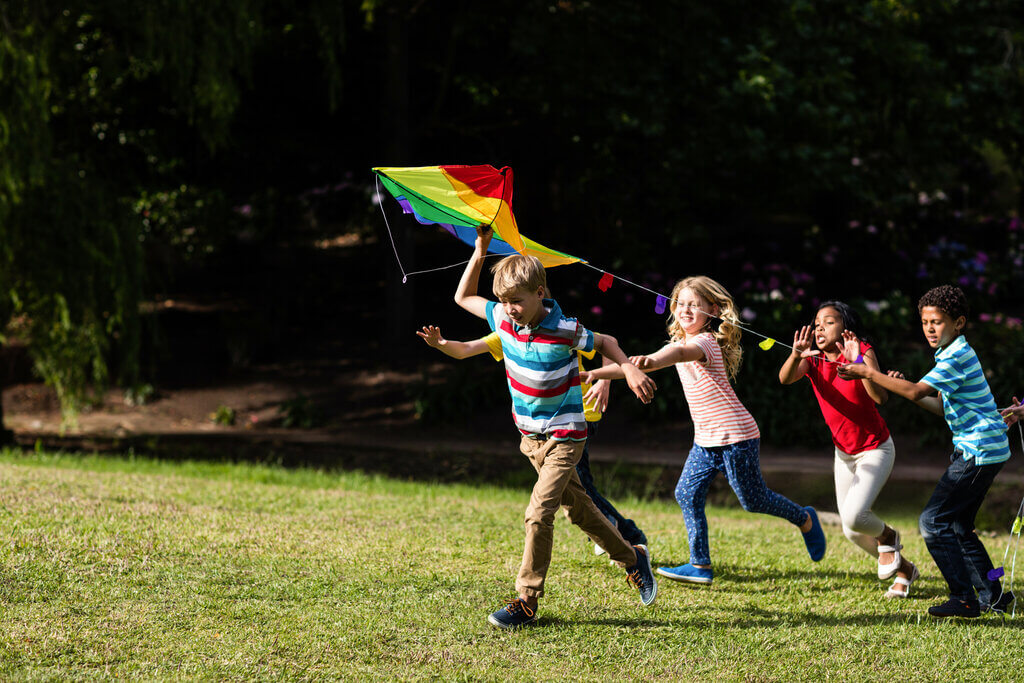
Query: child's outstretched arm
[
  {"left": 839, "top": 363, "right": 941, "bottom": 415},
  {"left": 1001, "top": 396, "right": 1023, "bottom": 426},
  {"left": 454, "top": 226, "right": 493, "bottom": 320},
  {"left": 779, "top": 325, "right": 817, "bottom": 384},
  {"left": 586, "top": 341, "right": 701, "bottom": 381},
  {"left": 838, "top": 330, "right": 888, "bottom": 404},
  {"left": 416, "top": 325, "right": 492, "bottom": 359},
  {"left": 593, "top": 333, "right": 656, "bottom": 404},
  {"left": 582, "top": 356, "right": 613, "bottom": 413}
]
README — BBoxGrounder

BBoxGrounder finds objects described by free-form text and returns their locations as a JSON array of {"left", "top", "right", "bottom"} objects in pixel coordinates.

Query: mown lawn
[{"left": 1, "top": 448, "right": 1020, "bottom": 680}]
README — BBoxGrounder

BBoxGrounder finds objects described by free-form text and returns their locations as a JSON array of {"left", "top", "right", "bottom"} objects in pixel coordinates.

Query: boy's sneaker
[
  {"left": 982, "top": 591, "right": 1016, "bottom": 615},
  {"left": 927, "top": 597, "right": 981, "bottom": 619},
  {"left": 487, "top": 598, "right": 538, "bottom": 629},
  {"left": 801, "top": 506, "right": 827, "bottom": 562},
  {"left": 625, "top": 544, "right": 658, "bottom": 606},
  {"left": 656, "top": 563, "right": 713, "bottom": 585}
]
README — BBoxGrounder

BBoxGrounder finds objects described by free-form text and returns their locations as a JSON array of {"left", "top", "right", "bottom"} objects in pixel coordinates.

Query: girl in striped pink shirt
[{"left": 588, "top": 276, "right": 825, "bottom": 586}]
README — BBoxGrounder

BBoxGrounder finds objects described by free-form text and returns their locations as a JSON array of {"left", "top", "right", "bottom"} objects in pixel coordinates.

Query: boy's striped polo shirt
[
  {"left": 920, "top": 335, "right": 1010, "bottom": 465},
  {"left": 485, "top": 298, "right": 594, "bottom": 441}
]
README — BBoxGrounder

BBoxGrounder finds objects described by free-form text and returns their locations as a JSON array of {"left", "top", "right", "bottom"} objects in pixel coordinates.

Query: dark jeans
[
  {"left": 575, "top": 423, "right": 648, "bottom": 546},
  {"left": 919, "top": 451, "right": 1005, "bottom": 604}
]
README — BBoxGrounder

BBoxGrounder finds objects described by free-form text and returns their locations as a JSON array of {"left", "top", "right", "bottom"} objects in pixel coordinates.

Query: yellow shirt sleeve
[
  {"left": 579, "top": 332, "right": 601, "bottom": 422},
  {"left": 482, "top": 332, "right": 503, "bottom": 361}
]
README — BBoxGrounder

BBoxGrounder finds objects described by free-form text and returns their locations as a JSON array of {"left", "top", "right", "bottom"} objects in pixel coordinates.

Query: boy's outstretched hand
[
  {"left": 622, "top": 364, "right": 656, "bottom": 404},
  {"left": 837, "top": 362, "right": 870, "bottom": 380},
  {"left": 416, "top": 325, "right": 445, "bottom": 348},
  {"left": 1001, "top": 396, "right": 1023, "bottom": 426},
  {"left": 583, "top": 379, "right": 610, "bottom": 413}
]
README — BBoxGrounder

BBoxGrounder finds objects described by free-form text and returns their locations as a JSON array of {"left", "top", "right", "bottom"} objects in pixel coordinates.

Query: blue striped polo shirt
[
  {"left": 485, "top": 298, "right": 594, "bottom": 441},
  {"left": 920, "top": 335, "right": 1010, "bottom": 465}
]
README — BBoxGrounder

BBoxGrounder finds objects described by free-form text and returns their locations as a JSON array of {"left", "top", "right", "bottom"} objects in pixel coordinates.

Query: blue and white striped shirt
[
  {"left": 485, "top": 298, "right": 594, "bottom": 441},
  {"left": 920, "top": 335, "right": 1010, "bottom": 465}
]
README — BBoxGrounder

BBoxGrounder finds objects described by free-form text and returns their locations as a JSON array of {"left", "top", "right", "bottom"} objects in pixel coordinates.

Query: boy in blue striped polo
[
  {"left": 454, "top": 226, "right": 659, "bottom": 629},
  {"left": 839, "top": 285, "right": 1012, "bottom": 618}
]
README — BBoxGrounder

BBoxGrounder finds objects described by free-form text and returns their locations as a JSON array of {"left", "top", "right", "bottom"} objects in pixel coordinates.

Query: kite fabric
[{"left": 372, "top": 165, "right": 583, "bottom": 268}]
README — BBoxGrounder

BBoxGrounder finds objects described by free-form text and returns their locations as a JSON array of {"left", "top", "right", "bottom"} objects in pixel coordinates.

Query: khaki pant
[{"left": 516, "top": 436, "right": 637, "bottom": 598}]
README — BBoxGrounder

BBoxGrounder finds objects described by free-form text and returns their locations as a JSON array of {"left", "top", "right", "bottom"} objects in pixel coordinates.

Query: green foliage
[
  {"left": 277, "top": 394, "right": 323, "bottom": 429},
  {"left": 409, "top": 363, "right": 507, "bottom": 424},
  {"left": 211, "top": 404, "right": 236, "bottom": 426}
]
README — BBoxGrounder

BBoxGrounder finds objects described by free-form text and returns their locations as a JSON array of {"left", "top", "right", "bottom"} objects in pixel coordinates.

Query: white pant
[{"left": 833, "top": 436, "right": 896, "bottom": 557}]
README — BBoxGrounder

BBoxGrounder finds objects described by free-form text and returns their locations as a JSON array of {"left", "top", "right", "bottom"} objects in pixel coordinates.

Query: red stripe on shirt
[{"left": 507, "top": 373, "right": 580, "bottom": 398}]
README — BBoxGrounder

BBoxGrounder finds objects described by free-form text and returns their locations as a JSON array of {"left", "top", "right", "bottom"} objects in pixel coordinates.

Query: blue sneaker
[
  {"left": 625, "top": 544, "right": 658, "bottom": 606},
  {"left": 656, "top": 563, "right": 713, "bottom": 585},
  {"left": 487, "top": 598, "right": 538, "bottom": 629},
  {"left": 802, "top": 506, "right": 826, "bottom": 562}
]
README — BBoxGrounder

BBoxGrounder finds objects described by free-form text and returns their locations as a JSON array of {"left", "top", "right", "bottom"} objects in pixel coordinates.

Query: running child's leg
[
  {"left": 919, "top": 455, "right": 1002, "bottom": 604},
  {"left": 575, "top": 424, "right": 647, "bottom": 545},
  {"left": 674, "top": 444, "right": 722, "bottom": 566},
  {"left": 949, "top": 462, "right": 1005, "bottom": 606},
  {"left": 517, "top": 436, "right": 591, "bottom": 600},
  {"left": 834, "top": 442, "right": 895, "bottom": 557},
  {"left": 720, "top": 438, "right": 807, "bottom": 525}
]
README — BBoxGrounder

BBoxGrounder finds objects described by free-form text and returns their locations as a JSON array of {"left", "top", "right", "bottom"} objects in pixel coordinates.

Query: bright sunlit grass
[{"left": 1, "top": 448, "right": 1020, "bottom": 680}]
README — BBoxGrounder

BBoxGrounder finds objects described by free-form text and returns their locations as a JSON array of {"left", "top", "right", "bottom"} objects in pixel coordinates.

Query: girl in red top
[{"left": 779, "top": 301, "right": 918, "bottom": 598}]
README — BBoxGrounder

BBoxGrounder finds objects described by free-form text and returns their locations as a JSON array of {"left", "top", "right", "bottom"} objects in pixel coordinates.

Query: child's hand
[
  {"left": 838, "top": 330, "right": 861, "bottom": 362},
  {"left": 474, "top": 225, "right": 493, "bottom": 251},
  {"left": 886, "top": 370, "right": 906, "bottom": 380},
  {"left": 583, "top": 379, "right": 611, "bottom": 413},
  {"left": 622, "top": 364, "right": 657, "bottom": 404},
  {"left": 837, "top": 362, "right": 870, "bottom": 380},
  {"left": 415, "top": 325, "right": 445, "bottom": 348},
  {"left": 630, "top": 355, "right": 655, "bottom": 369},
  {"left": 1001, "top": 396, "right": 1023, "bottom": 426},
  {"left": 792, "top": 326, "right": 820, "bottom": 358}
]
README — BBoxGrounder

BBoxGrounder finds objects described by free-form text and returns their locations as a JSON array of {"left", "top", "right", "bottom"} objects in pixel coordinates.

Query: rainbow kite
[{"left": 372, "top": 165, "right": 582, "bottom": 268}]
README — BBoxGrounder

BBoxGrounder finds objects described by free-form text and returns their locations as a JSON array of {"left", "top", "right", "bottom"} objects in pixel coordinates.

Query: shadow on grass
[{"left": 538, "top": 607, "right": 1024, "bottom": 630}]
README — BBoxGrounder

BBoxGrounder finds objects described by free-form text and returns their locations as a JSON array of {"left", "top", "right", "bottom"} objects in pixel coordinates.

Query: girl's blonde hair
[{"left": 667, "top": 275, "right": 744, "bottom": 381}]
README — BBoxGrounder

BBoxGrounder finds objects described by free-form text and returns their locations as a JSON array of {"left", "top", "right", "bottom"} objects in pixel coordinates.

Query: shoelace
[
  {"left": 505, "top": 598, "right": 535, "bottom": 618},
  {"left": 626, "top": 569, "right": 646, "bottom": 590}
]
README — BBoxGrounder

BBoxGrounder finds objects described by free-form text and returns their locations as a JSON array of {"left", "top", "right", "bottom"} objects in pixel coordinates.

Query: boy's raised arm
[{"left": 454, "top": 227, "right": 493, "bottom": 320}]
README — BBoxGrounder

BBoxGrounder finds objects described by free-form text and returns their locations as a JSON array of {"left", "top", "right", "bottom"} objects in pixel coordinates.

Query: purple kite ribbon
[
  {"left": 654, "top": 295, "right": 667, "bottom": 314},
  {"left": 988, "top": 567, "right": 1005, "bottom": 581}
]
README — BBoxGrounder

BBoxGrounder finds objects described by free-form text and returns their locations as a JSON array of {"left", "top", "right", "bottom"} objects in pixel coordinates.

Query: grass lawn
[{"left": 1, "top": 448, "right": 1021, "bottom": 680}]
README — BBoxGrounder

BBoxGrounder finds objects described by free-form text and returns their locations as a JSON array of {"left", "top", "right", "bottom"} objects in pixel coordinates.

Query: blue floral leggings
[{"left": 675, "top": 438, "right": 807, "bottom": 565}]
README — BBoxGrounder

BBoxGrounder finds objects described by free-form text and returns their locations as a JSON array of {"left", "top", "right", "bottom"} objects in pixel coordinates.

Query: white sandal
[
  {"left": 884, "top": 562, "right": 919, "bottom": 599},
  {"left": 877, "top": 529, "right": 902, "bottom": 580}
]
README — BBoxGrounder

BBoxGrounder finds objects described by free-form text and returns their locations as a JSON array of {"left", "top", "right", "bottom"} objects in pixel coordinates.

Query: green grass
[{"left": 1, "top": 448, "right": 1021, "bottom": 681}]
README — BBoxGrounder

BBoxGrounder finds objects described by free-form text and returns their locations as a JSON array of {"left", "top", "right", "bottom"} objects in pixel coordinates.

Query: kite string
[
  {"left": 577, "top": 262, "right": 845, "bottom": 364},
  {"left": 375, "top": 176, "right": 503, "bottom": 280},
  {"left": 375, "top": 176, "right": 409, "bottom": 283}
]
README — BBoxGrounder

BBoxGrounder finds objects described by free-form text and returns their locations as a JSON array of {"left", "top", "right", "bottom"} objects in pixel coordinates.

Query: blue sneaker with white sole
[
  {"left": 802, "top": 506, "right": 826, "bottom": 562},
  {"left": 626, "top": 545, "right": 658, "bottom": 605},
  {"left": 487, "top": 598, "right": 538, "bottom": 629},
  {"left": 656, "top": 563, "right": 713, "bottom": 585}
]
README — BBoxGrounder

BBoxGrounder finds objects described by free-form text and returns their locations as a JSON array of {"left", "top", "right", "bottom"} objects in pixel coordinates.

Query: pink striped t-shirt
[{"left": 674, "top": 332, "right": 760, "bottom": 447}]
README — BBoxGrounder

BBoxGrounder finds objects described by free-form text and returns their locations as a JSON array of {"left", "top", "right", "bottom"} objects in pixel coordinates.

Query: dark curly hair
[{"left": 918, "top": 285, "right": 969, "bottom": 321}]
